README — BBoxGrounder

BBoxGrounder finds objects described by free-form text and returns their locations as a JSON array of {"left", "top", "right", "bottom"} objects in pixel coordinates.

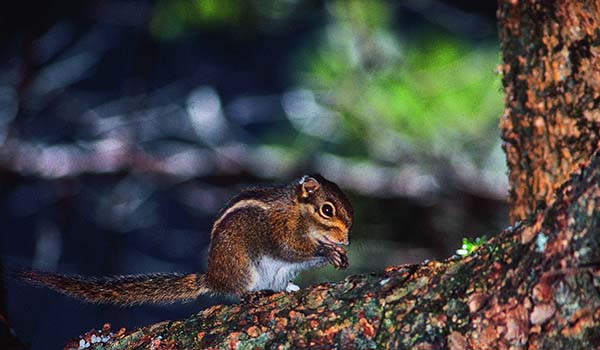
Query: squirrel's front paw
[{"left": 326, "top": 245, "right": 348, "bottom": 270}]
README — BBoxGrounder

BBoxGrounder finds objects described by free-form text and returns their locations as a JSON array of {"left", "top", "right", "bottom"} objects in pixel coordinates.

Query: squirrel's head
[{"left": 296, "top": 174, "right": 354, "bottom": 246}]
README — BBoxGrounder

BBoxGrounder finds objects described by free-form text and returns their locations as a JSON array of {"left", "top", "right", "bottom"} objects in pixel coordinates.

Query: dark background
[{"left": 0, "top": 1, "right": 505, "bottom": 348}]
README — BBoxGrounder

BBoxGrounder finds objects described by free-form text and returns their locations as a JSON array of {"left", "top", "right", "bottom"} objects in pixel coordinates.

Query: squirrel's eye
[{"left": 320, "top": 203, "right": 335, "bottom": 218}]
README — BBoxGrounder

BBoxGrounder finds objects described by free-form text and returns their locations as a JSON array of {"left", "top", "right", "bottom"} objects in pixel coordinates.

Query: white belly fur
[{"left": 249, "top": 256, "right": 325, "bottom": 291}]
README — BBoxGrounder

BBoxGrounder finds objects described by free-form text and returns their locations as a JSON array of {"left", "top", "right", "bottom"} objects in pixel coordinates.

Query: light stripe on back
[{"left": 211, "top": 199, "right": 270, "bottom": 235}]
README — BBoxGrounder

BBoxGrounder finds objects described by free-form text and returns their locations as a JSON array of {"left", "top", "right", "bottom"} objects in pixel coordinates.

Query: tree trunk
[{"left": 498, "top": 0, "right": 600, "bottom": 224}]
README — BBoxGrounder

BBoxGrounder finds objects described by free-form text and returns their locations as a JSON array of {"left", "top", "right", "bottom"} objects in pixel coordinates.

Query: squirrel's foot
[
  {"left": 241, "top": 289, "right": 276, "bottom": 304},
  {"left": 285, "top": 281, "right": 300, "bottom": 292}
]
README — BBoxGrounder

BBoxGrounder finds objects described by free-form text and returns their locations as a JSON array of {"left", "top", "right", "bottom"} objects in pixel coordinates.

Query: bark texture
[
  {"left": 498, "top": 0, "right": 600, "bottom": 223},
  {"left": 70, "top": 151, "right": 600, "bottom": 350}
]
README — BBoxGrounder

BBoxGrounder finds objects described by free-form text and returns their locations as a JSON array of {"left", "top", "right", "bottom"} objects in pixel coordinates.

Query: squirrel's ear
[{"left": 299, "top": 176, "right": 320, "bottom": 198}]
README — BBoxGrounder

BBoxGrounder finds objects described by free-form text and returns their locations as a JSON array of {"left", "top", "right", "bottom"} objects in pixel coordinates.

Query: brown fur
[
  {"left": 17, "top": 174, "right": 353, "bottom": 304},
  {"left": 16, "top": 269, "right": 209, "bottom": 305}
]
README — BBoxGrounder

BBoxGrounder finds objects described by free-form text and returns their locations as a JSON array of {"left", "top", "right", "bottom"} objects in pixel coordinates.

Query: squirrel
[{"left": 16, "top": 175, "right": 353, "bottom": 305}]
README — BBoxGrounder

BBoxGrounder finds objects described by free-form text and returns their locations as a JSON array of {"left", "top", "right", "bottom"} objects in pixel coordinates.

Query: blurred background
[{"left": 0, "top": 0, "right": 505, "bottom": 348}]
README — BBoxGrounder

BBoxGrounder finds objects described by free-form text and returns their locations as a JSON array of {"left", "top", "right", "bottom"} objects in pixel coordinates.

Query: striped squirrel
[{"left": 17, "top": 175, "right": 353, "bottom": 305}]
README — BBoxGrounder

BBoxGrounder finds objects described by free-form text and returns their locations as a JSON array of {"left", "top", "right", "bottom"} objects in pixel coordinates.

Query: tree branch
[{"left": 71, "top": 150, "right": 600, "bottom": 350}]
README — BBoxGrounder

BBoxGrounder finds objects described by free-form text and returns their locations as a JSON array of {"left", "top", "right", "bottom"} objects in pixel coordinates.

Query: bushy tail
[{"left": 15, "top": 269, "right": 210, "bottom": 306}]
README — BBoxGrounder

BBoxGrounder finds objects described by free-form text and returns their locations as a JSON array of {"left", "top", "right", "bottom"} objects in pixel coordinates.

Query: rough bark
[
  {"left": 498, "top": 0, "right": 600, "bottom": 223},
  {"left": 69, "top": 151, "right": 600, "bottom": 350}
]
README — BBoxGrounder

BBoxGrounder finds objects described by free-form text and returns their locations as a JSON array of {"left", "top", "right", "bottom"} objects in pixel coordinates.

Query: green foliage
[
  {"left": 295, "top": 0, "right": 502, "bottom": 162},
  {"left": 149, "top": 0, "right": 302, "bottom": 39},
  {"left": 150, "top": 0, "right": 504, "bottom": 170},
  {"left": 456, "top": 236, "right": 487, "bottom": 256},
  {"left": 150, "top": 0, "right": 242, "bottom": 39}
]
